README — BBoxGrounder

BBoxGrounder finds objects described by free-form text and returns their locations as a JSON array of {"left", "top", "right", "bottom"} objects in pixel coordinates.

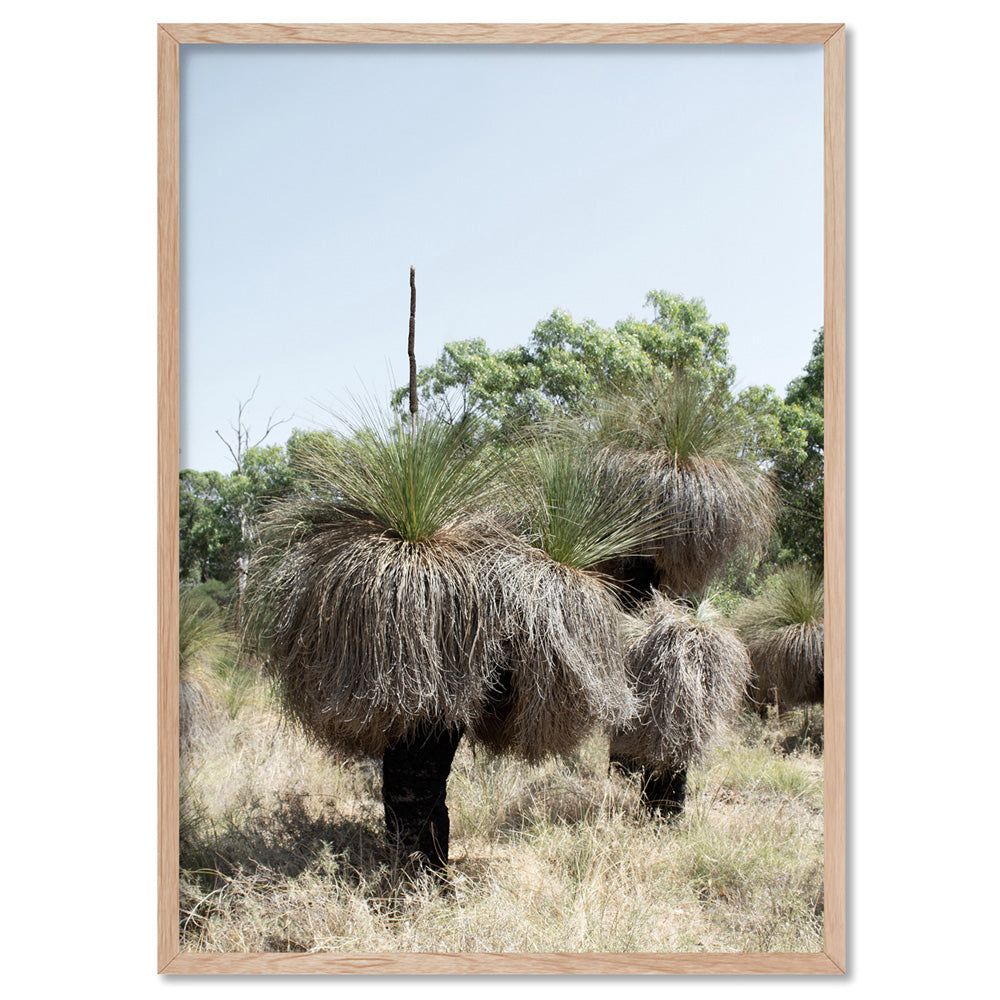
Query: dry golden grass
[{"left": 180, "top": 675, "right": 824, "bottom": 954}]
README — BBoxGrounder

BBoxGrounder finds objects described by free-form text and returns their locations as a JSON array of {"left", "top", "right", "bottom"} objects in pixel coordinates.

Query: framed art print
[{"left": 158, "top": 22, "right": 845, "bottom": 974}]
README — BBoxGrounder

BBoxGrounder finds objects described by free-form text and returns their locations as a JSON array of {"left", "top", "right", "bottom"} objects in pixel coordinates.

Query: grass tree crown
[
  {"left": 289, "top": 411, "right": 502, "bottom": 543},
  {"left": 590, "top": 373, "right": 779, "bottom": 595},
  {"left": 242, "top": 413, "right": 508, "bottom": 758},
  {"left": 466, "top": 427, "right": 663, "bottom": 762},
  {"left": 735, "top": 564, "right": 824, "bottom": 637},
  {"left": 734, "top": 565, "right": 824, "bottom": 711},
  {"left": 504, "top": 425, "right": 680, "bottom": 572},
  {"left": 594, "top": 373, "right": 741, "bottom": 464}
]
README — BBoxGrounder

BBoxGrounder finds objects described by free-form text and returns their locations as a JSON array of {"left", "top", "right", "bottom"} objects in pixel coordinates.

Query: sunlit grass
[{"left": 180, "top": 670, "right": 824, "bottom": 954}]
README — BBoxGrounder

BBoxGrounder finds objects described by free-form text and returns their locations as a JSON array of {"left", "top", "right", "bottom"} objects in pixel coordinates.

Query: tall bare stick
[{"left": 408, "top": 266, "right": 417, "bottom": 433}]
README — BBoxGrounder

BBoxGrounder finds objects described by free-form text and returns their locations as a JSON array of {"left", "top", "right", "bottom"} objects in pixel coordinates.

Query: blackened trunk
[
  {"left": 610, "top": 754, "right": 688, "bottom": 820},
  {"left": 408, "top": 266, "right": 418, "bottom": 425},
  {"left": 597, "top": 554, "right": 661, "bottom": 615},
  {"left": 382, "top": 722, "right": 463, "bottom": 872},
  {"left": 640, "top": 764, "right": 688, "bottom": 818}
]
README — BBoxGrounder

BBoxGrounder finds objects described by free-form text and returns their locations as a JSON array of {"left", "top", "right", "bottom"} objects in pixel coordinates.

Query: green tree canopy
[
  {"left": 772, "top": 329, "right": 824, "bottom": 566},
  {"left": 179, "top": 443, "right": 296, "bottom": 585},
  {"left": 395, "top": 291, "right": 736, "bottom": 435},
  {"left": 719, "top": 330, "right": 823, "bottom": 569},
  {"left": 180, "top": 469, "right": 238, "bottom": 584}
]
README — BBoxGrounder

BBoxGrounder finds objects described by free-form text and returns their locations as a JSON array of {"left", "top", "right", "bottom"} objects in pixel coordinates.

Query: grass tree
[
  {"left": 734, "top": 565, "right": 824, "bottom": 716},
  {"left": 590, "top": 373, "right": 778, "bottom": 817},
  {"left": 242, "top": 414, "right": 659, "bottom": 872},
  {"left": 610, "top": 594, "right": 751, "bottom": 816},
  {"left": 243, "top": 414, "right": 507, "bottom": 871}
]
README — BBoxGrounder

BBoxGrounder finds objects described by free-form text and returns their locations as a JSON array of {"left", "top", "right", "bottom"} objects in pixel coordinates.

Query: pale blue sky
[{"left": 180, "top": 43, "right": 823, "bottom": 472}]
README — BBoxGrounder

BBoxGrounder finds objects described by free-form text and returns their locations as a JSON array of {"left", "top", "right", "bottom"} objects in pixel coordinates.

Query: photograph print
[{"left": 170, "top": 32, "right": 835, "bottom": 963}]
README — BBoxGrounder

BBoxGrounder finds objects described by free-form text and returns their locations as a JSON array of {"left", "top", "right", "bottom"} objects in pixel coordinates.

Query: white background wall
[{"left": 3, "top": 1, "right": 995, "bottom": 995}]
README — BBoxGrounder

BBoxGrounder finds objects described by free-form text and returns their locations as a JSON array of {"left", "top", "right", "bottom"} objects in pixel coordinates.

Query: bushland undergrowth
[{"left": 179, "top": 668, "right": 823, "bottom": 954}]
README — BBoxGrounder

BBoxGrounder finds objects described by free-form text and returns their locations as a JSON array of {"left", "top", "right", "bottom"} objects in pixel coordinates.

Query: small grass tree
[
  {"left": 734, "top": 565, "right": 824, "bottom": 716},
  {"left": 610, "top": 594, "right": 751, "bottom": 816}
]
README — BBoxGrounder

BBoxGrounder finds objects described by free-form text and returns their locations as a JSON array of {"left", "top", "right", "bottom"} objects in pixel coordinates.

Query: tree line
[{"left": 180, "top": 291, "right": 823, "bottom": 603}]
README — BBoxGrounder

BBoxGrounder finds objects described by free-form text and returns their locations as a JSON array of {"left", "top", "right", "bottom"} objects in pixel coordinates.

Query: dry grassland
[{"left": 180, "top": 676, "right": 823, "bottom": 954}]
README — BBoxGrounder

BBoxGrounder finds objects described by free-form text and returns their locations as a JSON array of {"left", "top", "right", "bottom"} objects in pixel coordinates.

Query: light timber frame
[{"left": 158, "top": 22, "right": 846, "bottom": 975}]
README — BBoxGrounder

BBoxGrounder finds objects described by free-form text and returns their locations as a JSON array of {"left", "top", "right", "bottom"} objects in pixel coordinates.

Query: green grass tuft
[
  {"left": 737, "top": 564, "right": 824, "bottom": 635},
  {"left": 593, "top": 371, "right": 740, "bottom": 464},
  {"left": 509, "top": 428, "right": 676, "bottom": 570},
  {"left": 291, "top": 411, "right": 501, "bottom": 544}
]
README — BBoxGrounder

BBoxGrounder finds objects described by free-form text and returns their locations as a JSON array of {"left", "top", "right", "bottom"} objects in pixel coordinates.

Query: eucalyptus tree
[{"left": 395, "top": 291, "right": 736, "bottom": 438}]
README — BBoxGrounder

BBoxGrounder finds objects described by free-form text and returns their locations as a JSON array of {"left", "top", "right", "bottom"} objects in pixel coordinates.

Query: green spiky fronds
[
  {"left": 737, "top": 565, "right": 824, "bottom": 634},
  {"left": 735, "top": 566, "right": 824, "bottom": 710},
  {"left": 291, "top": 412, "right": 501, "bottom": 543},
  {"left": 595, "top": 373, "right": 739, "bottom": 464},
  {"left": 610, "top": 594, "right": 751, "bottom": 771},
  {"left": 592, "top": 374, "right": 778, "bottom": 594},
  {"left": 507, "top": 428, "right": 677, "bottom": 571}
]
